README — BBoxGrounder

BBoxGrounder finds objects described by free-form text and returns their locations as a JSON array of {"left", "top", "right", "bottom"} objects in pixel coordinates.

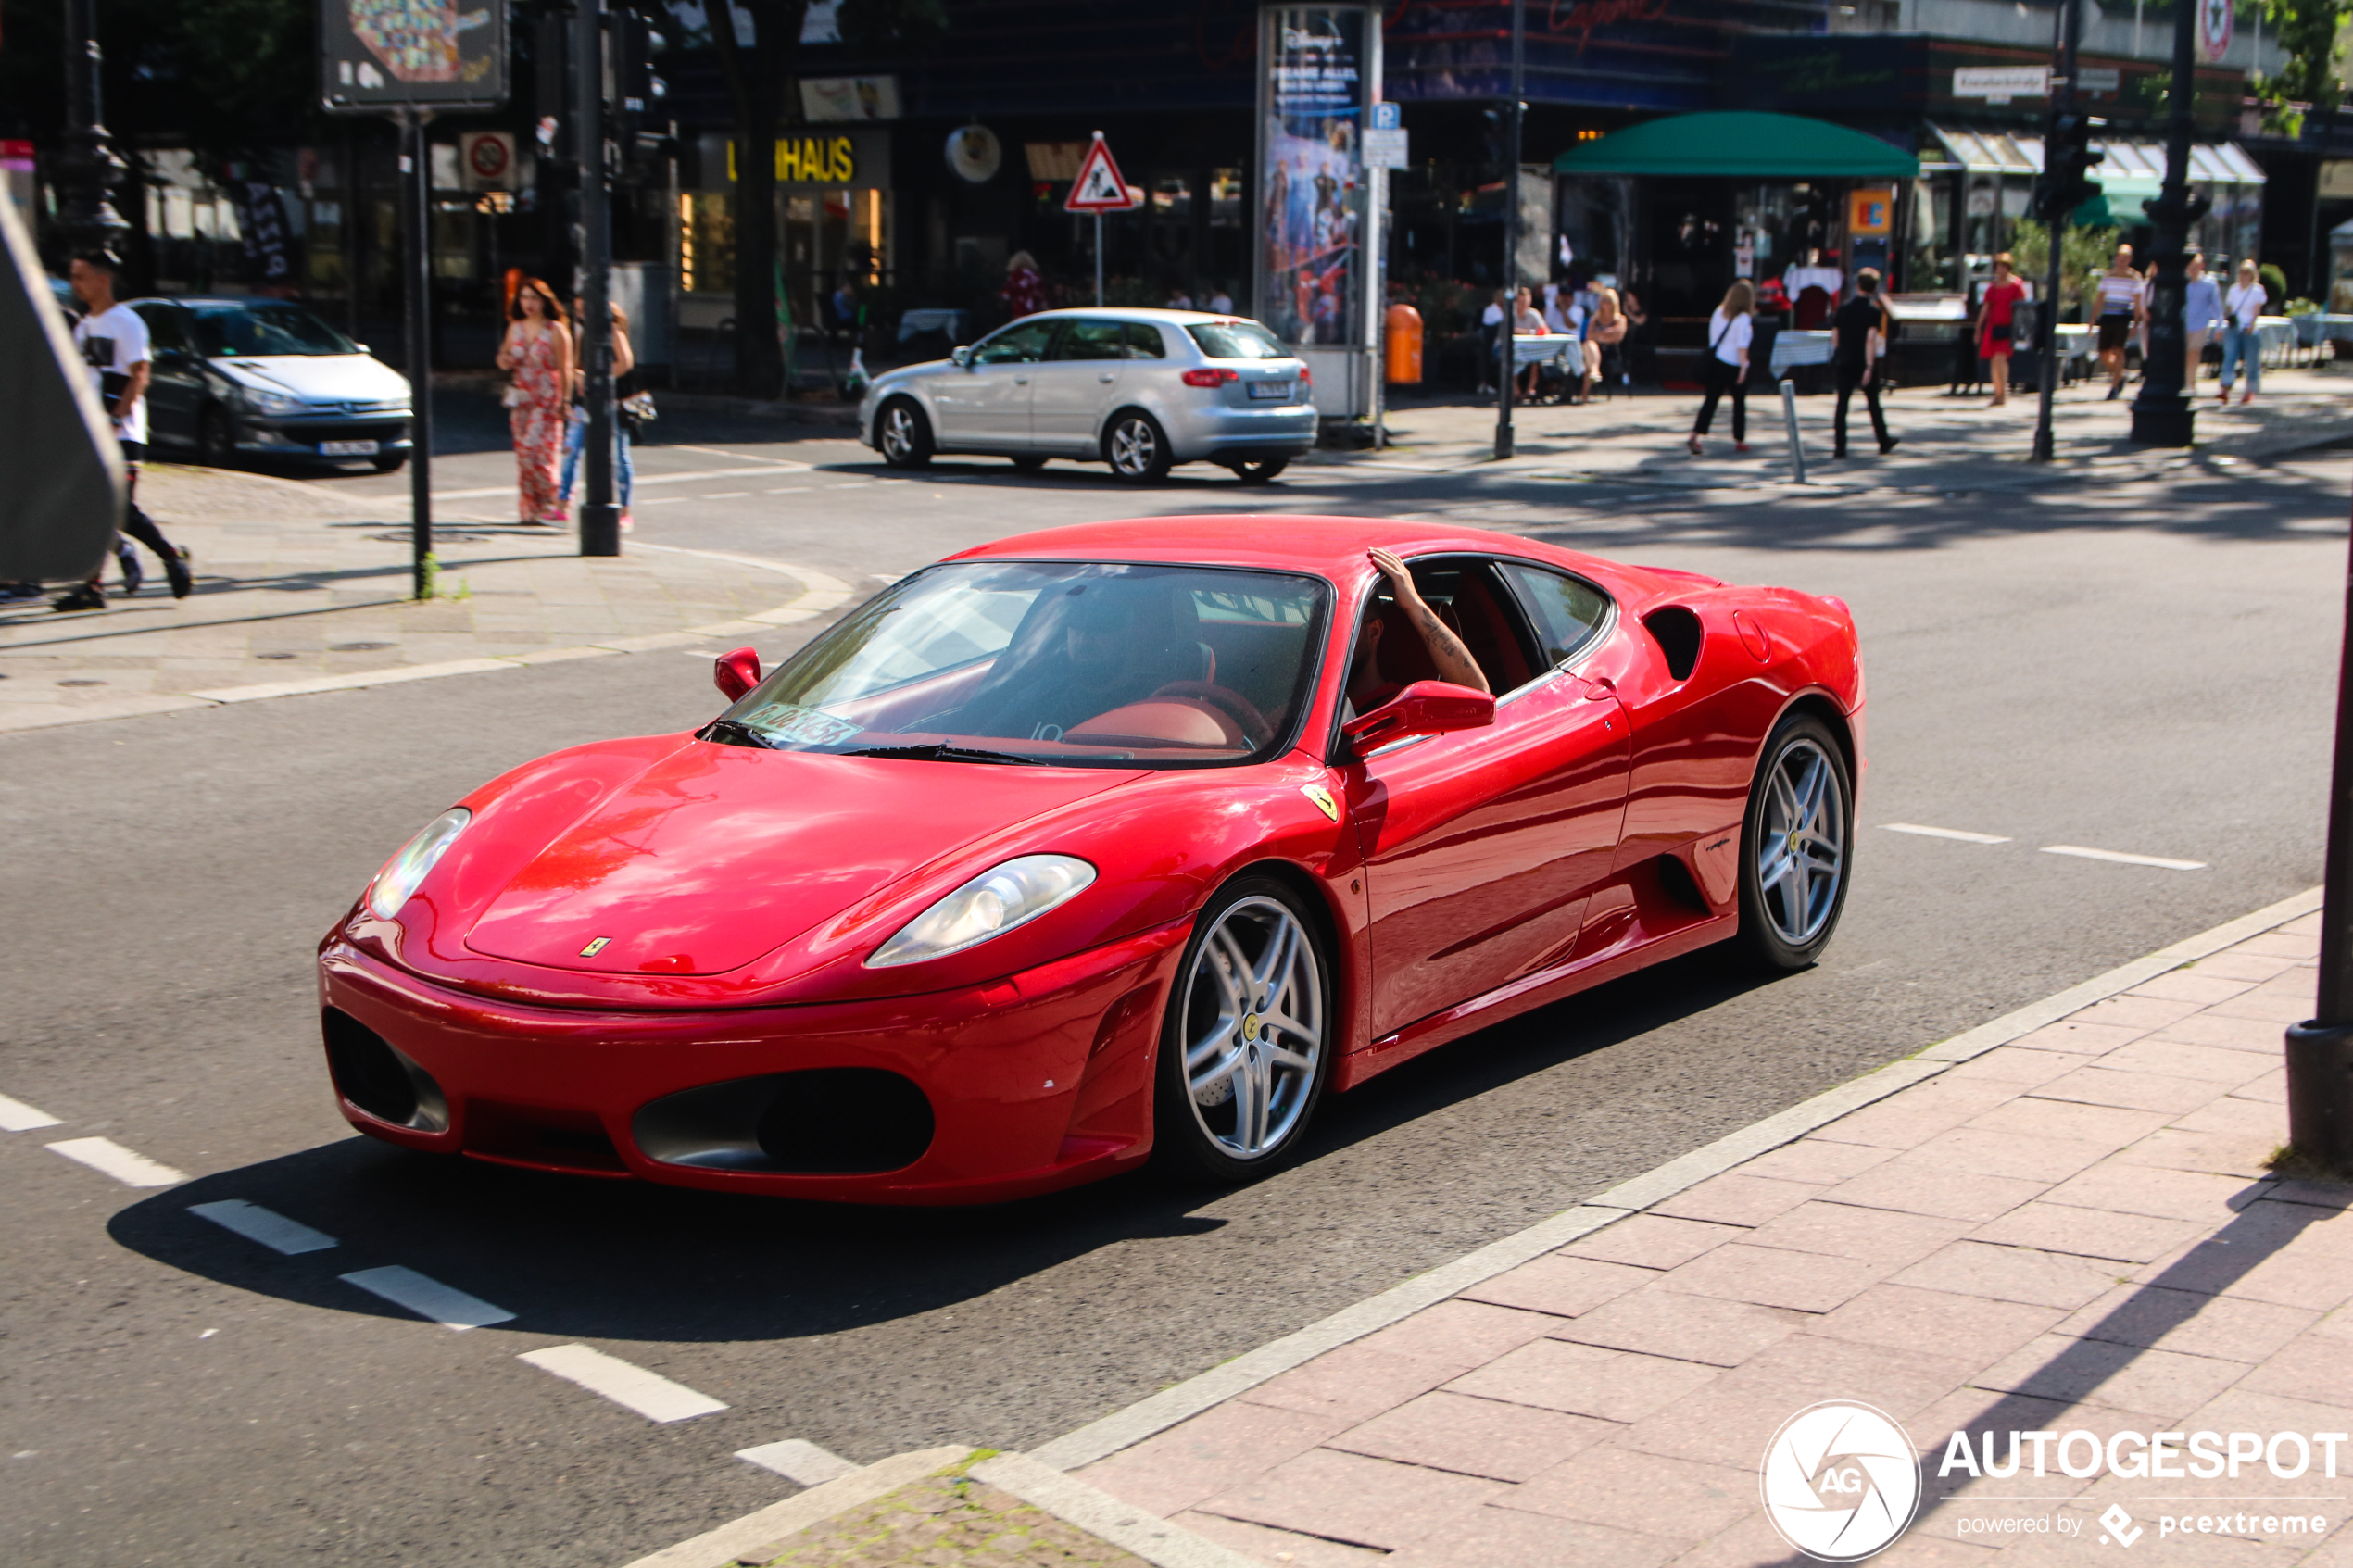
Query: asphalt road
[{"left": 4, "top": 408, "right": 2347, "bottom": 1566}]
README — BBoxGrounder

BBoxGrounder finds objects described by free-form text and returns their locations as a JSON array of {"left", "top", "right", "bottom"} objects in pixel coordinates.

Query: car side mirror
[
  {"left": 354, "top": 343, "right": 370, "bottom": 354},
  {"left": 951, "top": 345, "right": 973, "bottom": 369},
  {"left": 713, "top": 646, "right": 761, "bottom": 703},
  {"left": 1341, "top": 680, "right": 1495, "bottom": 752}
]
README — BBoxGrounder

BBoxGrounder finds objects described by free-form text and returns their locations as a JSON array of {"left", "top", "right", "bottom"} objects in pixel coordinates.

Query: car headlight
[
  {"left": 866, "top": 854, "right": 1095, "bottom": 968},
  {"left": 367, "top": 808, "right": 472, "bottom": 920},
  {"left": 236, "top": 385, "right": 307, "bottom": 417}
]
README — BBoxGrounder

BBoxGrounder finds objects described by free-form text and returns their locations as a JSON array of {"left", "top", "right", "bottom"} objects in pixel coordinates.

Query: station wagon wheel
[
  {"left": 1231, "top": 458, "right": 1289, "bottom": 485},
  {"left": 1155, "top": 877, "right": 1332, "bottom": 1183},
  {"left": 1736, "top": 711, "right": 1853, "bottom": 971},
  {"left": 875, "top": 397, "right": 933, "bottom": 469},
  {"left": 1103, "top": 409, "right": 1174, "bottom": 483}
]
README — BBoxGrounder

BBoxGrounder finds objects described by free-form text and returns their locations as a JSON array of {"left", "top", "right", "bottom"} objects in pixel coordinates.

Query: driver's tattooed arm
[{"left": 1368, "top": 548, "right": 1491, "bottom": 695}]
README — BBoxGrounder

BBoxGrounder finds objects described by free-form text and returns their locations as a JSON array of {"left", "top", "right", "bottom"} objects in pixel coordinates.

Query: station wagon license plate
[
  {"left": 321, "top": 439, "right": 380, "bottom": 457},
  {"left": 1248, "top": 381, "right": 1292, "bottom": 400}
]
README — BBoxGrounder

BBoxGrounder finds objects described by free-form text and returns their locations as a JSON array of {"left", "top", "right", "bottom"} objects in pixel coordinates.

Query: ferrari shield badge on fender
[
  {"left": 1300, "top": 783, "right": 1339, "bottom": 822},
  {"left": 579, "top": 936, "right": 611, "bottom": 957}
]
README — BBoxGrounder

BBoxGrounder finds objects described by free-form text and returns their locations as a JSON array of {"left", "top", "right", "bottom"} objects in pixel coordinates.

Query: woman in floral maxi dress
[{"left": 496, "top": 280, "right": 573, "bottom": 523}]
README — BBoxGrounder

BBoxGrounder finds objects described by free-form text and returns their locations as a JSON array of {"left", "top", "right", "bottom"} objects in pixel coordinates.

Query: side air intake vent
[{"left": 1642, "top": 606, "right": 1704, "bottom": 682}]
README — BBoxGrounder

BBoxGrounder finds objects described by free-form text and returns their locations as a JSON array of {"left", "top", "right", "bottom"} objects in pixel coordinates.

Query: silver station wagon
[{"left": 857, "top": 308, "right": 1317, "bottom": 483}]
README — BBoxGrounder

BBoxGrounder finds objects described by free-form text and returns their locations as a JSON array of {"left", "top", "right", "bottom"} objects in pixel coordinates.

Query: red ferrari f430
[{"left": 317, "top": 517, "right": 1862, "bottom": 1202}]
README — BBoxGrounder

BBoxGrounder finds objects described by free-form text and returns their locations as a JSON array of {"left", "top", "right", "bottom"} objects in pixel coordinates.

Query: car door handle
[{"left": 1583, "top": 676, "right": 1617, "bottom": 700}]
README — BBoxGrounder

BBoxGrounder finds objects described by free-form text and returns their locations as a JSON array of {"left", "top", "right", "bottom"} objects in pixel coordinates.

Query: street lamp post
[
  {"left": 2127, "top": 0, "right": 2206, "bottom": 446},
  {"left": 576, "top": 0, "right": 620, "bottom": 558},
  {"left": 2285, "top": 493, "right": 2353, "bottom": 1171},
  {"left": 2032, "top": 0, "right": 2082, "bottom": 465},
  {"left": 1492, "top": 0, "right": 1523, "bottom": 461},
  {"left": 55, "top": 0, "right": 131, "bottom": 259}
]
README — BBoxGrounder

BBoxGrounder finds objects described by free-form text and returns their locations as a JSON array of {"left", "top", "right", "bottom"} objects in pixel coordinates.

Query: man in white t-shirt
[{"left": 55, "top": 251, "right": 190, "bottom": 612}]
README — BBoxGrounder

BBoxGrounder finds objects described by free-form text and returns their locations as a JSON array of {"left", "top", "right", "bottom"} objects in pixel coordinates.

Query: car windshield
[
  {"left": 188, "top": 302, "right": 359, "bottom": 358},
  {"left": 1186, "top": 320, "right": 1290, "bottom": 359},
  {"left": 715, "top": 561, "right": 1329, "bottom": 767}
]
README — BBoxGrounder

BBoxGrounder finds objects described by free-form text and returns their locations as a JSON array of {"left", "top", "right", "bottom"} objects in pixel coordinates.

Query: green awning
[{"left": 1552, "top": 112, "right": 1919, "bottom": 180}]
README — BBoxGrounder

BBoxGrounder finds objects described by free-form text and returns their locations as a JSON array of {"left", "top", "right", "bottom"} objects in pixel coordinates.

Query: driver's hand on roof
[{"left": 1365, "top": 548, "right": 1491, "bottom": 695}]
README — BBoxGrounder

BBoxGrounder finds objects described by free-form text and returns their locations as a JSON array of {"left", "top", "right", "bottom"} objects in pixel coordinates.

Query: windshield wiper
[
  {"left": 836, "top": 742, "right": 1050, "bottom": 766},
  {"left": 700, "top": 718, "right": 774, "bottom": 749}
]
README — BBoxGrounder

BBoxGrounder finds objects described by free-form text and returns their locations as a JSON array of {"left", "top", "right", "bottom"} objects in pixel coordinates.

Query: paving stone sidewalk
[
  {"left": 1069, "top": 905, "right": 2353, "bottom": 1567},
  {"left": 0, "top": 464, "right": 852, "bottom": 733}
]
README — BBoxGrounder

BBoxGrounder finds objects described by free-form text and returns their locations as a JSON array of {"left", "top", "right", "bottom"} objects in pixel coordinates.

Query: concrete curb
[
  {"left": 1029, "top": 883, "right": 2324, "bottom": 1474},
  {"left": 967, "top": 1452, "right": 1264, "bottom": 1568},
  {"left": 619, "top": 1445, "right": 969, "bottom": 1568}
]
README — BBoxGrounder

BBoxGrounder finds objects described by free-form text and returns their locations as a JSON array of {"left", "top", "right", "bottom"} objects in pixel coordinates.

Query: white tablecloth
[
  {"left": 1511, "top": 334, "right": 1576, "bottom": 370},
  {"left": 1768, "top": 331, "right": 1834, "bottom": 380}
]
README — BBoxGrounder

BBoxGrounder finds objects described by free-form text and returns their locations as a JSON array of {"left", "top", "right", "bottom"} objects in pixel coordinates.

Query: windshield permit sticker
[{"left": 740, "top": 703, "right": 862, "bottom": 747}]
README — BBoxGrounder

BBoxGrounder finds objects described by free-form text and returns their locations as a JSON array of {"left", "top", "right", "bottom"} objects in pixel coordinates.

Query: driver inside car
[
  {"left": 1345, "top": 547, "right": 1492, "bottom": 717},
  {"left": 956, "top": 579, "right": 1217, "bottom": 744}
]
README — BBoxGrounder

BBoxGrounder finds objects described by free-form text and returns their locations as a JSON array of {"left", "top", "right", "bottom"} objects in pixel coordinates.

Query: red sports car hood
[{"left": 461, "top": 745, "right": 1135, "bottom": 977}]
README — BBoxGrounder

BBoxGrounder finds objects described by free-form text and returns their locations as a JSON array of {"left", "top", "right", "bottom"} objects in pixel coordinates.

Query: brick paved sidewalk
[
  {"left": 0, "top": 465, "right": 854, "bottom": 733},
  {"left": 1072, "top": 906, "right": 2351, "bottom": 1566}
]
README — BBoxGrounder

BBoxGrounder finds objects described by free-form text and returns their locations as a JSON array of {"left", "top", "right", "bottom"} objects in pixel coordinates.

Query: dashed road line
[
  {"left": 2043, "top": 844, "right": 2208, "bottom": 871},
  {"left": 700, "top": 491, "right": 750, "bottom": 499},
  {"left": 0, "top": 1092, "right": 62, "bottom": 1131},
  {"left": 46, "top": 1137, "right": 185, "bottom": 1187},
  {"left": 1882, "top": 822, "right": 2011, "bottom": 844},
  {"left": 341, "top": 1265, "right": 516, "bottom": 1330},
  {"left": 189, "top": 1199, "right": 338, "bottom": 1255},
  {"left": 519, "top": 1344, "right": 726, "bottom": 1423},
  {"left": 736, "top": 1438, "right": 860, "bottom": 1485}
]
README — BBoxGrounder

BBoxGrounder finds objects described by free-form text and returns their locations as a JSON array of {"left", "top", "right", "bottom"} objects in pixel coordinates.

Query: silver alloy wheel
[
  {"left": 1755, "top": 736, "right": 1845, "bottom": 947},
  {"left": 879, "top": 402, "right": 919, "bottom": 462},
  {"left": 1108, "top": 415, "right": 1159, "bottom": 476},
  {"left": 1178, "top": 895, "right": 1323, "bottom": 1160}
]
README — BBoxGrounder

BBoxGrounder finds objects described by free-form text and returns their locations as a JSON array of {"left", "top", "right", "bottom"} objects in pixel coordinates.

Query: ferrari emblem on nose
[
  {"left": 1301, "top": 783, "right": 1339, "bottom": 822},
  {"left": 580, "top": 936, "right": 610, "bottom": 957}
]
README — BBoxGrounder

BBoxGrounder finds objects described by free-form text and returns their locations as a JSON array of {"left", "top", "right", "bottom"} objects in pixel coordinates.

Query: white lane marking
[
  {"left": 700, "top": 491, "right": 750, "bottom": 499},
  {"left": 1882, "top": 822, "right": 2012, "bottom": 844},
  {"left": 0, "top": 1093, "right": 62, "bottom": 1131},
  {"left": 2043, "top": 845, "right": 2208, "bottom": 871},
  {"left": 637, "top": 495, "right": 691, "bottom": 505},
  {"left": 189, "top": 1199, "right": 338, "bottom": 1255},
  {"left": 340, "top": 1265, "right": 516, "bottom": 1330},
  {"left": 763, "top": 486, "right": 811, "bottom": 494},
  {"left": 735, "top": 1438, "right": 860, "bottom": 1485},
  {"left": 668, "top": 445, "right": 816, "bottom": 470},
  {"left": 46, "top": 1137, "right": 185, "bottom": 1187},
  {"left": 519, "top": 1344, "right": 727, "bottom": 1423},
  {"left": 427, "top": 465, "right": 811, "bottom": 502}
]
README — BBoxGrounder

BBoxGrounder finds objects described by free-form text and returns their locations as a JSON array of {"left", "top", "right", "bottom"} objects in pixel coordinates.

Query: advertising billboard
[
  {"left": 321, "top": 0, "right": 509, "bottom": 111},
  {"left": 1255, "top": 6, "right": 1374, "bottom": 349}
]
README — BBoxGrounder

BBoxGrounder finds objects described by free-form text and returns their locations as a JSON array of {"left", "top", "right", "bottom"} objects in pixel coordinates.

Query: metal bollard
[{"left": 1780, "top": 378, "right": 1806, "bottom": 484}]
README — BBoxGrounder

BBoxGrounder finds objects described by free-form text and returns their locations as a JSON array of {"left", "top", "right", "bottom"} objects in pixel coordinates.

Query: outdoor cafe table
[{"left": 1511, "top": 334, "right": 1576, "bottom": 371}]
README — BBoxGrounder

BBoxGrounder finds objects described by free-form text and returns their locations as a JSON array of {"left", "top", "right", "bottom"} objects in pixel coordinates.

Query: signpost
[
  {"left": 321, "top": 0, "right": 509, "bottom": 598},
  {"left": 1063, "top": 132, "right": 1138, "bottom": 307}
]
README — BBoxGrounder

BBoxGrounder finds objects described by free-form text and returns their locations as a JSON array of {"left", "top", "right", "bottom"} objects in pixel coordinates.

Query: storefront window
[{"left": 682, "top": 191, "right": 736, "bottom": 295}]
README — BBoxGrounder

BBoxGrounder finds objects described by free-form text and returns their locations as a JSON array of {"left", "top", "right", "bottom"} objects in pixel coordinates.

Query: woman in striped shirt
[{"left": 2095, "top": 245, "right": 2143, "bottom": 400}]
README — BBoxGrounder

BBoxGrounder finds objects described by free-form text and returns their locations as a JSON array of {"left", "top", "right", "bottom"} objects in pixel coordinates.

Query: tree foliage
[
  {"left": 2254, "top": 0, "right": 2351, "bottom": 132},
  {"left": 2009, "top": 218, "right": 2120, "bottom": 315}
]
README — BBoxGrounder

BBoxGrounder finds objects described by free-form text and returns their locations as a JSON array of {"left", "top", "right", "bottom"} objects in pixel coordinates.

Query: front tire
[
  {"left": 875, "top": 397, "right": 933, "bottom": 469},
  {"left": 1154, "top": 876, "right": 1333, "bottom": 1184},
  {"left": 1735, "top": 711, "right": 1854, "bottom": 971},
  {"left": 1010, "top": 454, "right": 1049, "bottom": 473},
  {"left": 371, "top": 452, "right": 409, "bottom": 473},
  {"left": 196, "top": 407, "right": 237, "bottom": 468},
  {"left": 1103, "top": 409, "right": 1174, "bottom": 483}
]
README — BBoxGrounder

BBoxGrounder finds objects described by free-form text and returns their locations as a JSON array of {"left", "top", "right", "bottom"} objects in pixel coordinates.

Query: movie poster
[{"left": 1256, "top": 7, "right": 1370, "bottom": 347}]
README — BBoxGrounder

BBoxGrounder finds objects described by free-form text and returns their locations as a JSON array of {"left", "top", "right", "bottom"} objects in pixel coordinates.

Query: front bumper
[
  {"left": 315, "top": 917, "right": 1189, "bottom": 1204},
  {"left": 237, "top": 414, "right": 413, "bottom": 460}
]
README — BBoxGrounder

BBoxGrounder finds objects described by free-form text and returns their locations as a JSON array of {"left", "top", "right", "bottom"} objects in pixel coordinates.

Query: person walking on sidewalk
[
  {"left": 495, "top": 279, "right": 573, "bottom": 525},
  {"left": 1973, "top": 253, "right": 2027, "bottom": 408},
  {"left": 2220, "top": 257, "right": 2265, "bottom": 405},
  {"left": 1831, "top": 269, "right": 1898, "bottom": 458},
  {"left": 2183, "top": 253, "right": 2222, "bottom": 391},
  {"left": 2095, "top": 245, "right": 2142, "bottom": 399},
  {"left": 53, "top": 251, "right": 192, "bottom": 613},
  {"left": 560, "top": 296, "right": 637, "bottom": 531},
  {"left": 1687, "top": 280, "right": 1754, "bottom": 457}
]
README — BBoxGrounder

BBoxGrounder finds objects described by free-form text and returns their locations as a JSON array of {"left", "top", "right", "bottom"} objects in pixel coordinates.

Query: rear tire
[
  {"left": 1103, "top": 409, "right": 1174, "bottom": 483},
  {"left": 1010, "top": 454, "right": 1048, "bottom": 473},
  {"left": 196, "top": 407, "right": 238, "bottom": 469},
  {"left": 1153, "top": 875, "right": 1333, "bottom": 1185},
  {"left": 1231, "top": 458, "right": 1289, "bottom": 484},
  {"left": 1734, "top": 711, "right": 1854, "bottom": 972},
  {"left": 875, "top": 397, "right": 933, "bottom": 469}
]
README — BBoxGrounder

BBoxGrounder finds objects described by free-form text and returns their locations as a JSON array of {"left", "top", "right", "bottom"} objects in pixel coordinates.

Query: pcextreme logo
[{"left": 1760, "top": 1402, "right": 1922, "bottom": 1562}]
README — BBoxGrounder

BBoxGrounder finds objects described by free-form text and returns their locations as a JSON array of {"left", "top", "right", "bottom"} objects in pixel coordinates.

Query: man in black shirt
[{"left": 1830, "top": 269, "right": 1899, "bottom": 459}]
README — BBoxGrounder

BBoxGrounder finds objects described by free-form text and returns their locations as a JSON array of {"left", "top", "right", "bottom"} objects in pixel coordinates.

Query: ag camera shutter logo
[{"left": 1761, "top": 1401, "right": 1923, "bottom": 1561}]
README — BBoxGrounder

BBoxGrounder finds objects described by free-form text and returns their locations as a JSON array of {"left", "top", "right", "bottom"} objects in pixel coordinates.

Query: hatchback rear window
[{"left": 1187, "top": 320, "right": 1289, "bottom": 359}]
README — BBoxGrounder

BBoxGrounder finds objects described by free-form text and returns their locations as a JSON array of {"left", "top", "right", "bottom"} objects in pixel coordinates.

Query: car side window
[
  {"left": 1124, "top": 322, "right": 1168, "bottom": 358},
  {"left": 1499, "top": 562, "right": 1613, "bottom": 668},
  {"left": 1383, "top": 558, "right": 1540, "bottom": 696},
  {"left": 1052, "top": 320, "right": 1126, "bottom": 361},
  {"left": 134, "top": 303, "right": 187, "bottom": 354},
  {"left": 972, "top": 320, "right": 1057, "bottom": 365}
]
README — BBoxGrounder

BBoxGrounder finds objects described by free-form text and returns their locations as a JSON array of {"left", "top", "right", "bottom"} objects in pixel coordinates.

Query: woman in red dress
[
  {"left": 1975, "top": 253, "right": 2028, "bottom": 408},
  {"left": 495, "top": 279, "right": 573, "bottom": 523}
]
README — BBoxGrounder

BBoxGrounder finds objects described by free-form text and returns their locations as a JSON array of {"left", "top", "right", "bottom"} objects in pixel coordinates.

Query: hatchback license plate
[
  {"left": 321, "top": 439, "right": 380, "bottom": 457},
  {"left": 1248, "top": 381, "right": 1292, "bottom": 400}
]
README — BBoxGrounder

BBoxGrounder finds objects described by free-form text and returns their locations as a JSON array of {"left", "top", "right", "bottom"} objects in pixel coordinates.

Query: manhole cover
[
  {"left": 331, "top": 641, "right": 394, "bottom": 651},
  {"left": 58, "top": 678, "right": 106, "bottom": 687},
  {"left": 256, "top": 651, "right": 298, "bottom": 660}
]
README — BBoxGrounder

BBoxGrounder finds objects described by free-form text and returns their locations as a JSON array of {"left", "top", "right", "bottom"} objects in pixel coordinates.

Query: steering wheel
[{"left": 1151, "top": 682, "right": 1274, "bottom": 750}]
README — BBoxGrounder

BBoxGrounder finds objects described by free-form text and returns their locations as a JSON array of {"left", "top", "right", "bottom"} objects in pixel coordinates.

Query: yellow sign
[
  {"left": 1300, "top": 782, "right": 1339, "bottom": 822},
  {"left": 725, "top": 134, "right": 858, "bottom": 185},
  {"left": 1848, "top": 187, "right": 1894, "bottom": 238}
]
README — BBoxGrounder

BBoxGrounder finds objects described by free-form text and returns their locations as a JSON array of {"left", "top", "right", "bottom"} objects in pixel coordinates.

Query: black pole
[
  {"left": 56, "top": 0, "right": 131, "bottom": 259},
  {"left": 2032, "top": 0, "right": 2080, "bottom": 464},
  {"left": 1493, "top": 0, "right": 1522, "bottom": 460},
  {"left": 577, "top": 0, "right": 620, "bottom": 557},
  {"left": 403, "top": 109, "right": 435, "bottom": 599},
  {"left": 2127, "top": 0, "right": 2203, "bottom": 445},
  {"left": 2286, "top": 487, "right": 2353, "bottom": 1170}
]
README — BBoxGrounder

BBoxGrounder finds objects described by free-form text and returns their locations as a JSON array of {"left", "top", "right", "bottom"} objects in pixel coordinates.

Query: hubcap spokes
[
  {"left": 1113, "top": 421, "right": 1154, "bottom": 474},
  {"left": 1181, "top": 896, "right": 1322, "bottom": 1160},
  {"left": 882, "top": 408, "right": 912, "bottom": 459},
  {"left": 1755, "top": 738, "right": 1843, "bottom": 945}
]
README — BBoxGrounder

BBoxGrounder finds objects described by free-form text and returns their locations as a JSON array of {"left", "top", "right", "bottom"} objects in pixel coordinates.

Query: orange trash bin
[{"left": 1385, "top": 302, "right": 1423, "bottom": 384}]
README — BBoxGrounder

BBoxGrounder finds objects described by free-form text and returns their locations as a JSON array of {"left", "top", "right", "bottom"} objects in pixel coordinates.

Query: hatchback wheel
[
  {"left": 1010, "top": 454, "right": 1048, "bottom": 473},
  {"left": 196, "top": 408, "right": 238, "bottom": 468},
  {"left": 875, "top": 397, "right": 933, "bottom": 469},
  {"left": 1103, "top": 410, "right": 1174, "bottom": 483},
  {"left": 1736, "top": 712, "right": 1854, "bottom": 971},
  {"left": 1231, "top": 458, "right": 1289, "bottom": 484}
]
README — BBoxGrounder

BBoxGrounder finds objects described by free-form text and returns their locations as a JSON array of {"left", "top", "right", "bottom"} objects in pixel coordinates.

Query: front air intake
[
  {"left": 634, "top": 1067, "right": 936, "bottom": 1174},
  {"left": 321, "top": 1009, "right": 448, "bottom": 1132}
]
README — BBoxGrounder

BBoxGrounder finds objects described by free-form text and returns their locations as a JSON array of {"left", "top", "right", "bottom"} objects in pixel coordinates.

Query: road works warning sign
[{"left": 1063, "top": 132, "right": 1139, "bottom": 213}]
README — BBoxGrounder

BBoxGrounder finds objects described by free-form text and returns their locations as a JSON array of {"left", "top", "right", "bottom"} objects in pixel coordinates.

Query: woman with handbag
[
  {"left": 495, "top": 279, "right": 573, "bottom": 524},
  {"left": 1688, "top": 280, "right": 1755, "bottom": 456},
  {"left": 560, "top": 299, "right": 642, "bottom": 530}
]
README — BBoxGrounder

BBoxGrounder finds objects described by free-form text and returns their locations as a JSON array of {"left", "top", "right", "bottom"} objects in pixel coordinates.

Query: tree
[
  {"left": 2256, "top": 0, "right": 2351, "bottom": 133},
  {"left": 2010, "top": 218, "right": 2120, "bottom": 319}
]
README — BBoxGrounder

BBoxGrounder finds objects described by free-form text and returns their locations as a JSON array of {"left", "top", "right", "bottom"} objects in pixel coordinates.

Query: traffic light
[
  {"left": 612, "top": 7, "right": 666, "bottom": 123},
  {"left": 2033, "top": 114, "right": 2106, "bottom": 224}
]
